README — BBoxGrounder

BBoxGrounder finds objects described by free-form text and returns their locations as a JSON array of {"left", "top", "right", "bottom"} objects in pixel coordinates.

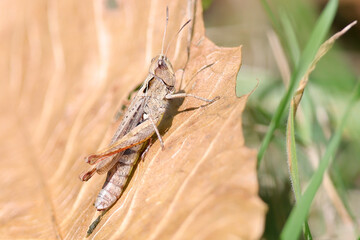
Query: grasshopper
[{"left": 79, "top": 8, "right": 218, "bottom": 211}]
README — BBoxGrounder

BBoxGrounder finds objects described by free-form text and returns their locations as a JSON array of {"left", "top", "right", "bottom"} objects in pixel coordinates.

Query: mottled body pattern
[
  {"left": 80, "top": 12, "right": 217, "bottom": 212},
  {"left": 80, "top": 56, "right": 177, "bottom": 210}
]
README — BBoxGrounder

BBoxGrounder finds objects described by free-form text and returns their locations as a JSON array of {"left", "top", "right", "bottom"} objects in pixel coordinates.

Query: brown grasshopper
[{"left": 79, "top": 8, "right": 218, "bottom": 211}]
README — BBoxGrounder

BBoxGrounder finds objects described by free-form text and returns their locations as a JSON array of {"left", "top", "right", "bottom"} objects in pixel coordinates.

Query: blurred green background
[{"left": 202, "top": 0, "right": 360, "bottom": 239}]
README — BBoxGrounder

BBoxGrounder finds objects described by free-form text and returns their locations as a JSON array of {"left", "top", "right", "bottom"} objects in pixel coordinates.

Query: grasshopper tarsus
[{"left": 211, "top": 96, "right": 220, "bottom": 102}]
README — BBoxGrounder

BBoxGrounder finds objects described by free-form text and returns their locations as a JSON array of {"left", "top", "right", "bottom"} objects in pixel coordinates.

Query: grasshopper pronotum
[{"left": 79, "top": 8, "right": 218, "bottom": 211}]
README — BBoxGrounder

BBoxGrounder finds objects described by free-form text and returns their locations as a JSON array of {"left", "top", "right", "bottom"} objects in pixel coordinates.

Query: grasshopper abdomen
[{"left": 94, "top": 145, "right": 143, "bottom": 210}]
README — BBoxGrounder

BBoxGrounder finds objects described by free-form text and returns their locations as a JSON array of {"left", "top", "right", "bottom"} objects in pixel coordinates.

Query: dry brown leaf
[{"left": 0, "top": 0, "right": 266, "bottom": 239}]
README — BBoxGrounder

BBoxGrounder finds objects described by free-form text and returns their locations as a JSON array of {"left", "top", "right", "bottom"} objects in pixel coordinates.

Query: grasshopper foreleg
[{"left": 165, "top": 93, "right": 219, "bottom": 103}]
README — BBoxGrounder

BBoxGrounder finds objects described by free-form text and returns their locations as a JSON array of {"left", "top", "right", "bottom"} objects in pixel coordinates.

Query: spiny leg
[{"left": 84, "top": 118, "right": 157, "bottom": 164}]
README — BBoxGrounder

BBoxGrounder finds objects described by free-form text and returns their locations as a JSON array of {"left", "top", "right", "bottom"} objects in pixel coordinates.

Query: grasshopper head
[{"left": 149, "top": 55, "right": 175, "bottom": 88}]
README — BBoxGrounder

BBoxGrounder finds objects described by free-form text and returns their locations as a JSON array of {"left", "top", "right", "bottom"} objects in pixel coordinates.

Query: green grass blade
[
  {"left": 280, "top": 12, "right": 301, "bottom": 66},
  {"left": 259, "top": 0, "right": 281, "bottom": 34},
  {"left": 257, "top": 0, "right": 338, "bottom": 167},
  {"left": 286, "top": 104, "right": 300, "bottom": 199},
  {"left": 286, "top": 104, "right": 313, "bottom": 239},
  {"left": 280, "top": 82, "right": 360, "bottom": 240}
]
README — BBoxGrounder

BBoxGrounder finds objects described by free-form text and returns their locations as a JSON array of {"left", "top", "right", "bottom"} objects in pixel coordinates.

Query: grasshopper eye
[{"left": 158, "top": 60, "right": 168, "bottom": 70}]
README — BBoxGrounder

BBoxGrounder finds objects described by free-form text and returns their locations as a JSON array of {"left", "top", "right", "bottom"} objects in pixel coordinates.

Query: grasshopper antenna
[
  {"left": 164, "top": 19, "right": 191, "bottom": 56},
  {"left": 161, "top": 7, "right": 169, "bottom": 56}
]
